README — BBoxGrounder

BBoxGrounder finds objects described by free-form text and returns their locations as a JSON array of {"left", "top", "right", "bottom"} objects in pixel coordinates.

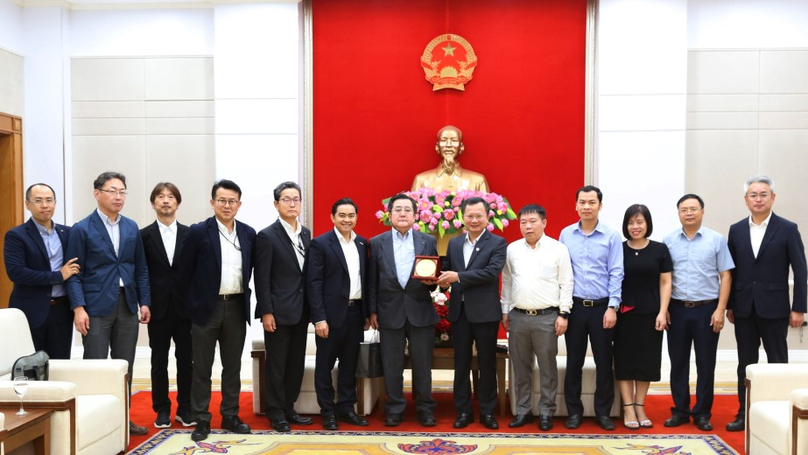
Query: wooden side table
[{"left": 0, "top": 408, "right": 53, "bottom": 455}]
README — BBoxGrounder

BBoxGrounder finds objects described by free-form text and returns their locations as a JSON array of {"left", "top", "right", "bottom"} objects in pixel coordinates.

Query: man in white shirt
[{"left": 501, "top": 204, "right": 574, "bottom": 431}]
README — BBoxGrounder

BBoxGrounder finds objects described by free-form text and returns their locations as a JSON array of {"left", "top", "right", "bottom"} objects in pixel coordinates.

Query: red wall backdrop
[{"left": 312, "top": 0, "right": 587, "bottom": 242}]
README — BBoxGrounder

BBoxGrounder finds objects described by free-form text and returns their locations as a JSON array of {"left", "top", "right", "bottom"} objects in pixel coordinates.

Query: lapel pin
[{"left": 475, "top": 247, "right": 480, "bottom": 251}]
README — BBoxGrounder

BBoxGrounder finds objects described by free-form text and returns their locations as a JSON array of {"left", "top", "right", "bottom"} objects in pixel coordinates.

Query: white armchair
[
  {"left": 746, "top": 363, "right": 808, "bottom": 455},
  {"left": 0, "top": 308, "right": 129, "bottom": 455}
]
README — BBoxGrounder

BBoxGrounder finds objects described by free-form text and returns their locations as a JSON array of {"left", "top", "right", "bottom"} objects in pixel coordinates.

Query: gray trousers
[
  {"left": 379, "top": 321, "right": 436, "bottom": 415},
  {"left": 191, "top": 296, "right": 247, "bottom": 423},
  {"left": 82, "top": 292, "right": 139, "bottom": 397},
  {"left": 508, "top": 309, "right": 559, "bottom": 417}
]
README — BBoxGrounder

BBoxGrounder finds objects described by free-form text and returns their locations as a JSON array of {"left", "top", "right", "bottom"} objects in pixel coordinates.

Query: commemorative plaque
[{"left": 412, "top": 255, "right": 440, "bottom": 280}]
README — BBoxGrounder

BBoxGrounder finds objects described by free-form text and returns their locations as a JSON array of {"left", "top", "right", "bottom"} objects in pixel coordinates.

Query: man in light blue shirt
[
  {"left": 663, "top": 194, "right": 734, "bottom": 432},
  {"left": 559, "top": 185, "right": 624, "bottom": 431}
]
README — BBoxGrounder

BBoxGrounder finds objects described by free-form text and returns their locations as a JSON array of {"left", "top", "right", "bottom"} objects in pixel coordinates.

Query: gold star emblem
[{"left": 441, "top": 43, "right": 457, "bottom": 57}]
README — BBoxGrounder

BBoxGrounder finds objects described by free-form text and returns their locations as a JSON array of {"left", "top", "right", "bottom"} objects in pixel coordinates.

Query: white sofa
[
  {"left": 746, "top": 363, "right": 808, "bottom": 455},
  {"left": 0, "top": 308, "right": 129, "bottom": 455},
  {"left": 251, "top": 328, "right": 381, "bottom": 416}
]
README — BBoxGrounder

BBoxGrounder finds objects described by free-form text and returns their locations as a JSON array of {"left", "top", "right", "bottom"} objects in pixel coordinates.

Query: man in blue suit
[
  {"left": 4, "top": 183, "right": 80, "bottom": 359},
  {"left": 179, "top": 179, "right": 255, "bottom": 442},
  {"left": 66, "top": 171, "right": 151, "bottom": 436},
  {"left": 307, "top": 198, "right": 369, "bottom": 430},
  {"left": 725, "top": 175, "right": 807, "bottom": 432}
]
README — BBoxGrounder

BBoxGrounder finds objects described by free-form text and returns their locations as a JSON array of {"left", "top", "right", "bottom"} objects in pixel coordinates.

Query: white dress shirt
[
  {"left": 217, "top": 218, "right": 243, "bottom": 295},
  {"left": 96, "top": 208, "right": 124, "bottom": 286},
  {"left": 501, "top": 235, "right": 574, "bottom": 314},
  {"left": 280, "top": 218, "right": 305, "bottom": 270},
  {"left": 749, "top": 212, "right": 772, "bottom": 258},
  {"left": 158, "top": 219, "right": 177, "bottom": 266},
  {"left": 335, "top": 228, "right": 362, "bottom": 300}
]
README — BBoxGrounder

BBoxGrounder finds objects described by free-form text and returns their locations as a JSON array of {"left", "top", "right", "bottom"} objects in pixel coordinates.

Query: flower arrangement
[
  {"left": 375, "top": 188, "right": 517, "bottom": 238},
  {"left": 431, "top": 285, "right": 452, "bottom": 346}
]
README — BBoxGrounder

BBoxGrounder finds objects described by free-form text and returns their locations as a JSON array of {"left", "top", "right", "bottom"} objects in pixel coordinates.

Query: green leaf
[
  {"left": 493, "top": 218, "right": 503, "bottom": 230},
  {"left": 438, "top": 224, "right": 445, "bottom": 237}
]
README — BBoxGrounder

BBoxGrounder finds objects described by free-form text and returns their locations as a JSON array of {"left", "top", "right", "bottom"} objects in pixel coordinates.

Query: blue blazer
[
  {"left": 306, "top": 230, "right": 368, "bottom": 326},
  {"left": 444, "top": 230, "right": 507, "bottom": 324},
  {"left": 179, "top": 216, "right": 256, "bottom": 326},
  {"left": 3, "top": 218, "right": 71, "bottom": 328},
  {"left": 66, "top": 210, "right": 151, "bottom": 316}
]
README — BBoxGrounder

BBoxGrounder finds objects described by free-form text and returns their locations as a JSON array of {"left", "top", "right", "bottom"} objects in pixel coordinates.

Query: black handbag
[
  {"left": 356, "top": 330, "right": 383, "bottom": 378},
  {"left": 12, "top": 350, "right": 50, "bottom": 380}
]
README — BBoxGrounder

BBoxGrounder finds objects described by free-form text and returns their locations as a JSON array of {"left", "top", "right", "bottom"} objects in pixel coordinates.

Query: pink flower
[
  {"left": 488, "top": 210, "right": 495, "bottom": 218},
  {"left": 420, "top": 211, "right": 432, "bottom": 223},
  {"left": 444, "top": 210, "right": 454, "bottom": 220},
  {"left": 498, "top": 202, "right": 508, "bottom": 212},
  {"left": 486, "top": 224, "right": 495, "bottom": 231},
  {"left": 375, "top": 210, "right": 384, "bottom": 219},
  {"left": 441, "top": 220, "right": 450, "bottom": 230},
  {"left": 413, "top": 223, "right": 421, "bottom": 231},
  {"left": 452, "top": 198, "right": 462, "bottom": 207},
  {"left": 453, "top": 219, "right": 463, "bottom": 229},
  {"left": 502, "top": 219, "right": 510, "bottom": 228}
]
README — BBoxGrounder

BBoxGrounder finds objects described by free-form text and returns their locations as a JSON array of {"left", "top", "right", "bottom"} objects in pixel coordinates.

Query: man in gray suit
[{"left": 368, "top": 193, "right": 439, "bottom": 428}]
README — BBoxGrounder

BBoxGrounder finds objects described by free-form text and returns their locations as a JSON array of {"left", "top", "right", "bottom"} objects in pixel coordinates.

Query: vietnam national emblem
[{"left": 421, "top": 34, "right": 477, "bottom": 91}]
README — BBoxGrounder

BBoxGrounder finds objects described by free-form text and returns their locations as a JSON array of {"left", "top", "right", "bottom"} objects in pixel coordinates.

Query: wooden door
[{"left": 0, "top": 112, "right": 24, "bottom": 308}]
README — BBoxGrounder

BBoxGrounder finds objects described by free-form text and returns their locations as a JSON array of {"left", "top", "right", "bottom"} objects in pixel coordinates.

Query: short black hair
[
  {"left": 211, "top": 179, "right": 242, "bottom": 200},
  {"left": 388, "top": 193, "right": 417, "bottom": 213},
  {"left": 331, "top": 198, "right": 358, "bottom": 215},
  {"left": 149, "top": 182, "right": 182, "bottom": 204},
  {"left": 518, "top": 204, "right": 546, "bottom": 220},
  {"left": 94, "top": 171, "right": 127, "bottom": 190},
  {"left": 273, "top": 181, "right": 301, "bottom": 201},
  {"left": 25, "top": 183, "right": 56, "bottom": 201},
  {"left": 677, "top": 193, "right": 704, "bottom": 209},
  {"left": 460, "top": 196, "right": 487, "bottom": 214},
  {"left": 575, "top": 185, "right": 602, "bottom": 203},
  {"left": 622, "top": 204, "right": 653, "bottom": 238}
]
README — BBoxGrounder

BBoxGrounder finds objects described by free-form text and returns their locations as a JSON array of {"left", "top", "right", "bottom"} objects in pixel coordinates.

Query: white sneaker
[{"left": 175, "top": 413, "right": 198, "bottom": 427}]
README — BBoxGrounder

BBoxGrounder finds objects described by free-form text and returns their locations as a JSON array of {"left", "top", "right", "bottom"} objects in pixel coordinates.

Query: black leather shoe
[
  {"left": 595, "top": 415, "right": 615, "bottom": 431},
  {"left": 664, "top": 414, "right": 690, "bottom": 427},
  {"left": 222, "top": 415, "right": 251, "bottom": 434},
  {"left": 539, "top": 415, "right": 554, "bottom": 431},
  {"left": 565, "top": 414, "right": 582, "bottom": 429},
  {"left": 726, "top": 414, "right": 744, "bottom": 432},
  {"left": 481, "top": 415, "right": 499, "bottom": 430},
  {"left": 287, "top": 412, "right": 313, "bottom": 425},
  {"left": 154, "top": 411, "right": 170, "bottom": 429},
  {"left": 694, "top": 416, "right": 713, "bottom": 431},
  {"left": 270, "top": 418, "right": 291, "bottom": 432},
  {"left": 338, "top": 411, "right": 368, "bottom": 426},
  {"left": 191, "top": 421, "right": 210, "bottom": 441},
  {"left": 384, "top": 413, "right": 403, "bottom": 427},
  {"left": 130, "top": 421, "right": 148, "bottom": 436},
  {"left": 418, "top": 411, "right": 437, "bottom": 427},
  {"left": 508, "top": 414, "right": 534, "bottom": 428},
  {"left": 322, "top": 414, "right": 338, "bottom": 430},
  {"left": 453, "top": 413, "right": 474, "bottom": 429}
]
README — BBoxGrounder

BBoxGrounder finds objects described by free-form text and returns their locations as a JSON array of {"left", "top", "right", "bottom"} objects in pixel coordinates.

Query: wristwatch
[{"left": 558, "top": 311, "right": 570, "bottom": 319}]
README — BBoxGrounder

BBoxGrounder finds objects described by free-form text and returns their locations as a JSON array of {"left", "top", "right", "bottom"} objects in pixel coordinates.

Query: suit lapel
[
  {"left": 24, "top": 219, "right": 49, "bottom": 262},
  {"left": 149, "top": 222, "right": 171, "bottom": 267},
  {"left": 328, "top": 232, "right": 349, "bottom": 273},
  {"left": 381, "top": 232, "right": 401, "bottom": 286},
  {"left": 465, "top": 231, "right": 487, "bottom": 269},
  {"left": 273, "top": 221, "right": 300, "bottom": 267},
  {"left": 90, "top": 212, "right": 117, "bottom": 257},
  {"left": 756, "top": 213, "right": 781, "bottom": 259},
  {"left": 206, "top": 218, "right": 223, "bottom": 273}
]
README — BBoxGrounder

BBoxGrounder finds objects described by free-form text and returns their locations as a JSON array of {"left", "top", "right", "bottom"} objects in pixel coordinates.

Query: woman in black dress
[{"left": 614, "top": 204, "right": 672, "bottom": 430}]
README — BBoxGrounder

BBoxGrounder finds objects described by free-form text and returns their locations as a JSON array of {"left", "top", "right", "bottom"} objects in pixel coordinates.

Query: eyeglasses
[
  {"left": 678, "top": 207, "right": 701, "bottom": 214},
  {"left": 27, "top": 198, "right": 56, "bottom": 206},
  {"left": 392, "top": 207, "right": 413, "bottom": 213},
  {"left": 280, "top": 197, "right": 301, "bottom": 205},
  {"left": 97, "top": 189, "right": 127, "bottom": 197},
  {"left": 216, "top": 199, "right": 240, "bottom": 207},
  {"left": 747, "top": 192, "right": 770, "bottom": 200}
]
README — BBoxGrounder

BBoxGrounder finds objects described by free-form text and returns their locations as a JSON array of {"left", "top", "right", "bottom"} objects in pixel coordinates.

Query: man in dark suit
[
  {"left": 725, "top": 175, "right": 807, "bottom": 432},
  {"left": 140, "top": 182, "right": 194, "bottom": 429},
  {"left": 179, "top": 179, "right": 255, "bottom": 441},
  {"left": 437, "top": 197, "right": 507, "bottom": 430},
  {"left": 254, "top": 181, "right": 313, "bottom": 432},
  {"left": 4, "top": 183, "right": 79, "bottom": 359},
  {"left": 368, "top": 193, "right": 439, "bottom": 428},
  {"left": 66, "top": 171, "right": 151, "bottom": 436},
  {"left": 307, "top": 198, "right": 370, "bottom": 430}
]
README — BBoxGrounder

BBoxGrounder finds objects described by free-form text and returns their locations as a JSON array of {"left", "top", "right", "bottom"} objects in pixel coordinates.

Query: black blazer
[
  {"left": 140, "top": 221, "right": 189, "bottom": 321},
  {"left": 306, "top": 230, "right": 368, "bottom": 326},
  {"left": 367, "top": 229, "right": 439, "bottom": 329},
  {"left": 727, "top": 212, "right": 808, "bottom": 318},
  {"left": 254, "top": 220, "right": 311, "bottom": 326},
  {"left": 179, "top": 217, "right": 255, "bottom": 326},
  {"left": 444, "top": 230, "right": 508, "bottom": 324},
  {"left": 4, "top": 218, "right": 71, "bottom": 329}
]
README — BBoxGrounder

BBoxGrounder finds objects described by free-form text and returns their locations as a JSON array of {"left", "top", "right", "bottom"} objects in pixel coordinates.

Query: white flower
[
  {"left": 440, "top": 333, "right": 450, "bottom": 341},
  {"left": 431, "top": 285, "right": 448, "bottom": 305}
]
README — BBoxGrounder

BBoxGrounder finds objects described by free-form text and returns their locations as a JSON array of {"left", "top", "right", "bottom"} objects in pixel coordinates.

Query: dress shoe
[
  {"left": 694, "top": 416, "right": 713, "bottom": 431},
  {"left": 539, "top": 415, "right": 554, "bottom": 431},
  {"left": 130, "top": 421, "right": 148, "bottom": 436},
  {"left": 384, "top": 413, "right": 403, "bottom": 427},
  {"left": 508, "top": 414, "right": 534, "bottom": 428},
  {"left": 453, "top": 413, "right": 474, "bottom": 429},
  {"left": 154, "top": 411, "right": 171, "bottom": 429},
  {"left": 338, "top": 411, "right": 368, "bottom": 426},
  {"left": 286, "top": 412, "right": 313, "bottom": 425},
  {"left": 322, "top": 413, "right": 338, "bottom": 430},
  {"left": 565, "top": 414, "right": 582, "bottom": 429},
  {"left": 664, "top": 414, "right": 690, "bottom": 427},
  {"left": 175, "top": 412, "right": 198, "bottom": 427},
  {"left": 222, "top": 415, "right": 251, "bottom": 434},
  {"left": 270, "top": 418, "right": 291, "bottom": 432},
  {"left": 191, "top": 421, "right": 210, "bottom": 442},
  {"left": 726, "top": 414, "right": 744, "bottom": 432},
  {"left": 595, "top": 415, "right": 615, "bottom": 431},
  {"left": 481, "top": 415, "right": 499, "bottom": 430},
  {"left": 418, "top": 411, "right": 437, "bottom": 427}
]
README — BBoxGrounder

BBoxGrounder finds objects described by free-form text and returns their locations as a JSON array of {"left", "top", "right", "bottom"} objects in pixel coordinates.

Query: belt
[
  {"left": 514, "top": 307, "right": 558, "bottom": 316},
  {"left": 573, "top": 297, "right": 609, "bottom": 307},
  {"left": 348, "top": 299, "right": 362, "bottom": 307},
  {"left": 218, "top": 293, "right": 244, "bottom": 301},
  {"left": 671, "top": 298, "right": 717, "bottom": 308},
  {"left": 50, "top": 296, "right": 67, "bottom": 306}
]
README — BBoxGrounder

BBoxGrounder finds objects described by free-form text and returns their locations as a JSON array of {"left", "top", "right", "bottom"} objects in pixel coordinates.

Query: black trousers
[
  {"left": 30, "top": 299, "right": 74, "bottom": 360},
  {"left": 733, "top": 306, "right": 789, "bottom": 413},
  {"left": 452, "top": 304, "right": 499, "bottom": 416},
  {"left": 314, "top": 305, "right": 364, "bottom": 415},
  {"left": 148, "top": 309, "right": 193, "bottom": 415},
  {"left": 263, "top": 316, "right": 309, "bottom": 421},
  {"left": 564, "top": 303, "right": 615, "bottom": 417}
]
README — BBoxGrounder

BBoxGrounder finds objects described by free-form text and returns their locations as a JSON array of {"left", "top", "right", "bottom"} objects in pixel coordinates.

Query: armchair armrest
[
  {"left": 747, "top": 364, "right": 808, "bottom": 403},
  {"left": 792, "top": 388, "right": 808, "bottom": 408},
  {"left": 49, "top": 359, "right": 128, "bottom": 397},
  {"left": 0, "top": 381, "right": 77, "bottom": 403}
]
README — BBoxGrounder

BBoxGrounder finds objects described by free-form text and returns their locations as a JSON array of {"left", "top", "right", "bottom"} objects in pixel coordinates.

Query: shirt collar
[
  {"left": 522, "top": 234, "right": 543, "bottom": 249},
  {"left": 465, "top": 230, "right": 486, "bottom": 245},
  {"left": 32, "top": 218, "right": 54, "bottom": 234},
  {"left": 573, "top": 219, "right": 602, "bottom": 235},
  {"left": 678, "top": 225, "right": 704, "bottom": 239},
  {"left": 216, "top": 217, "right": 237, "bottom": 235},
  {"left": 749, "top": 211, "right": 773, "bottom": 228},
  {"left": 280, "top": 218, "right": 302, "bottom": 237},
  {"left": 96, "top": 208, "right": 120, "bottom": 226},
  {"left": 333, "top": 227, "right": 356, "bottom": 244},
  {"left": 436, "top": 164, "right": 463, "bottom": 178},
  {"left": 158, "top": 219, "right": 177, "bottom": 233},
  {"left": 392, "top": 227, "right": 412, "bottom": 239}
]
